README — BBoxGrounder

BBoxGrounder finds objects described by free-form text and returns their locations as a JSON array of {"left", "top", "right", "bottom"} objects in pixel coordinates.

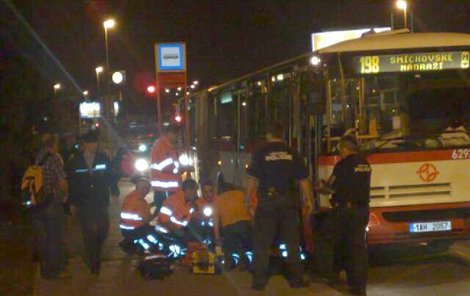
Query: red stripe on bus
[{"left": 319, "top": 150, "right": 461, "bottom": 166}]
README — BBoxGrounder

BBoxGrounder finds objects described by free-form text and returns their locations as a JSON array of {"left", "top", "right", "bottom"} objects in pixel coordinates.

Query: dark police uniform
[
  {"left": 68, "top": 151, "right": 113, "bottom": 274},
  {"left": 247, "top": 141, "right": 308, "bottom": 288},
  {"left": 324, "top": 153, "right": 371, "bottom": 295}
]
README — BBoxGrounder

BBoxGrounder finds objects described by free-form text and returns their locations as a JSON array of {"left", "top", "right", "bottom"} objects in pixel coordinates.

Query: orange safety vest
[
  {"left": 119, "top": 190, "right": 151, "bottom": 230},
  {"left": 150, "top": 137, "right": 181, "bottom": 192},
  {"left": 157, "top": 190, "right": 195, "bottom": 230}
]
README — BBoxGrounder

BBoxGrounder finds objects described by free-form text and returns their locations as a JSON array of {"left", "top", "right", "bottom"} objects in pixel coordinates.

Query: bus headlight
[
  {"left": 203, "top": 207, "right": 213, "bottom": 217},
  {"left": 135, "top": 158, "right": 149, "bottom": 172}
]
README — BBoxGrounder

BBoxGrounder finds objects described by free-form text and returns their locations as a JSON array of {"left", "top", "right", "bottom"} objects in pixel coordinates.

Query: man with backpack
[{"left": 26, "top": 134, "right": 70, "bottom": 279}]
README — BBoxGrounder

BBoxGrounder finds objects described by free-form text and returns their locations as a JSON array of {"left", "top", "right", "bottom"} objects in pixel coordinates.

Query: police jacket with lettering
[
  {"left": 326, "top": 153, "right": 371, "bottom": 206},
  {"left": 247, "top": 141, "right": 308, "bottom": 196},
  {"left": 68, "top": 152, "right": 113, "bottom": 207}
]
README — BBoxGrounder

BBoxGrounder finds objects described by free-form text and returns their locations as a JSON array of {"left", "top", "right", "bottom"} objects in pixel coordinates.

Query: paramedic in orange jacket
[
  {"left": 119, "top": 178, "right": 159, "bottom": 252},
  {"left": 213, "top": 181, "right": 252, "bottom": 270},
  {"left": 150, "top": 125, "right": 182, "bottom": 212},
  {"left": 157, "top": 179, "right": 201, "bottom": 242}
]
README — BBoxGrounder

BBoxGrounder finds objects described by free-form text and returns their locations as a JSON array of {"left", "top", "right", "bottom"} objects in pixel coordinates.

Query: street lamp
[
  {"left": 396, "top": 0, "right": 408, "bottom": 29},
  {"left": 112, "top": 71, "right": 125, "bottom": 85},
  {"left": 95, "top": 66, "right": 103, "bottom": 91},
  {"left": 53, "top": 83, "right": 61, "bottom": 91},
  {"left": 103, "top": 18, "right": 116, "bottom": 87},
  {"left": 103, "top": 19, "right": 115, "bottom": 30},
  {"left": 83, "top": 90, "right": 89, "bottom": 96}
]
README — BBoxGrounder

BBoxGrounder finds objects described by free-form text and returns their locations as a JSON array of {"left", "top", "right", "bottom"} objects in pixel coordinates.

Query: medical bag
[
  {"left": 190, "top": 249, "right": 222, "bottom": 274},
  {"left": 138, "top": 254, "right": 172, "bottom": 280}
]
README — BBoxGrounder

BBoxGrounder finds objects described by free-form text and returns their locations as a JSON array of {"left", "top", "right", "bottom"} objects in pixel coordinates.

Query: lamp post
[
  {"left": 396, "top": 0, "right": 408, "bottom": 29},
  {"left": 103, "top": 19, "right": 116, "bottom": 88},
  {"left": 95, "top": 66, "right": 103, "bottom": 92},
  {"left": 53, "top": 83, "right": 61, "bottom": 95}
]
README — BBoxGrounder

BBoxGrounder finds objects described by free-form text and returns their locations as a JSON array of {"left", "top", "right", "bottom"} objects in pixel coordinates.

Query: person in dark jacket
[
  {"left": 68, "top": 132, "right": 114, "bottom": 274},
  {"left": 316, "top": 135, "right": 371, "bottom": 296},
  {"left": 246, "top": 122, "right": 313, "bottom": 290}
]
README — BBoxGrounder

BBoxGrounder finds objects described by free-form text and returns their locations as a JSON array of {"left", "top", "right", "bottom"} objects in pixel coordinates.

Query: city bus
[{"left": 187, "top": 30, "right": 470, "bottom": 249}]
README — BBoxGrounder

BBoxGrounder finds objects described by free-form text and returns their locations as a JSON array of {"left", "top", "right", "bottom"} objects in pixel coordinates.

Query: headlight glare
[
  {"left": 135, "top": 158, "right": 149, "bottom": 172},
  {"left": 203, "top": 207, "right": 213, "bottom": 217},
  {"left": 138, "top": 144, "right": 147, "bottom": 152}
]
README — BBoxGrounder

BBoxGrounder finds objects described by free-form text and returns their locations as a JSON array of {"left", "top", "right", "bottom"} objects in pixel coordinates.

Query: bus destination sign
[{"left": 354, "top": 51, "right": 470, "bottom": 74}]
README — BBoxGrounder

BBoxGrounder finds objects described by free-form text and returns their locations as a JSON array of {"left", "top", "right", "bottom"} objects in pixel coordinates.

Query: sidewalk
[
  {"left": 35, "top": 257, "right": 341, "bottom": 296},
  {"left": 34, "top": 181, "right": 340, "bottom": 296}
]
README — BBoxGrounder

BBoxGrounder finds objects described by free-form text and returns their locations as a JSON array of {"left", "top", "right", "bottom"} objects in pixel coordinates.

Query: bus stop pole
[{"left": 156, "top": 76, "right": 162, "bottom": 136}]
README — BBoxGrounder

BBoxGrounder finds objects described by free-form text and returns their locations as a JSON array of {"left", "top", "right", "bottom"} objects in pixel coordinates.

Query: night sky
[{"left": 2, "top": 0, "right": 470, "bottom": 114}]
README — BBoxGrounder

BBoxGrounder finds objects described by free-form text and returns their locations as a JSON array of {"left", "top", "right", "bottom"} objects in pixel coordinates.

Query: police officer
[
  {"left": 316, "top": 135, "right": 371, "bottom": 296},
  {"left": 246, "top": 122, "right": 313, "bottom": 291},
  {"left": 68, "top": 132, "right": 114, "bottom": 275}
]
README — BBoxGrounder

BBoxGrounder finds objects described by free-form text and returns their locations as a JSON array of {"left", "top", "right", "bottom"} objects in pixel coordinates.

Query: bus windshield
[{"left": 327, "top": 71, "right": 470, "bottom": 152}]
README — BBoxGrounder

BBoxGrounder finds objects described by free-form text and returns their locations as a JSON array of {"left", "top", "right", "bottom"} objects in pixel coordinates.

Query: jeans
[
  {"left": 77, "top": 206, "right": 109, "bottom": 272},
  {"left": 30, "top": 200, "right": 66, "bottom": 277}
]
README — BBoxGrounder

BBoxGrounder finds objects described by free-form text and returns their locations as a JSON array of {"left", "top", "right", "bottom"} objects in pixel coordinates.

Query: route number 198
[{"left": 359, "top": 56, "right": 380, "bottom": 74}]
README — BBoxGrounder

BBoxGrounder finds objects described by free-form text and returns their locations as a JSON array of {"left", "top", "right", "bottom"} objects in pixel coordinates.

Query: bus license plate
[{"left": 409, "top": 221, "right": 452, "bottom": 233}]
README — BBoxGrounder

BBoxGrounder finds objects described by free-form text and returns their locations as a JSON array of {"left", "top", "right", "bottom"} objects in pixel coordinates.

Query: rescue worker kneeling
[
  {"left": 213, "top": 181, "right": 252, "bottom": 271},
  {"left": 119, "top": 178, "right": 159, "bottom": 254},
  {"left": 156, "top": 179, "right": 201, "bottom": 250}
]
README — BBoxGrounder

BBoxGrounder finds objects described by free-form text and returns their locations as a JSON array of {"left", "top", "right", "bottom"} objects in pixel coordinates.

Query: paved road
[{"left": 35, "top": 180, "right": 470, "bottom": 296}]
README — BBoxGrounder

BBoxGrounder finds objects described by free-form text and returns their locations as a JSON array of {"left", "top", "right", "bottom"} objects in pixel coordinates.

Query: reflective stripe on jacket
[
  {"left": 150, "top": 137, "right": 181, "bottom": 192},
  {"left": 67, "top": 152, "right": 112, "bottom": 207},
  {"left": 119, "top": 190, "right": 151, "bottom": 230},
  {"left": 157, "top": 190, "right": 194, "bottom": 229}
]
